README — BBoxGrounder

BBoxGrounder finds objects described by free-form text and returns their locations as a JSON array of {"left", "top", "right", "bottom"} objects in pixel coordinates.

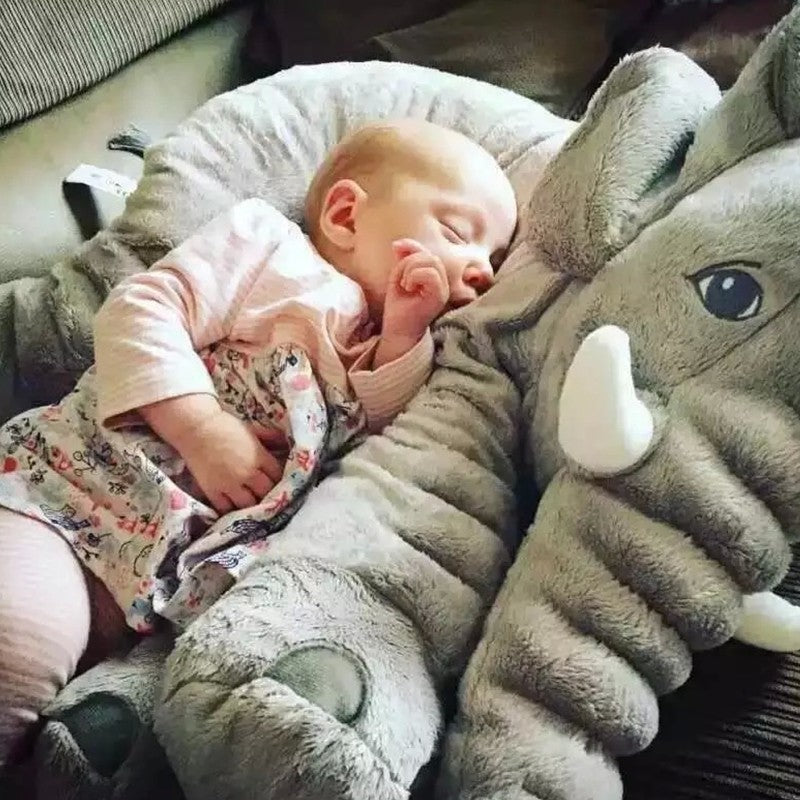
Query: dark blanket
[{"left": 245, "top": 0, "right": 658, "bottom": 118}]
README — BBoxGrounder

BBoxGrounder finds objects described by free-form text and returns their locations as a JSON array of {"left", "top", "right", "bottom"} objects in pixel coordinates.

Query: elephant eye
[{"left": 689, "top": 264, "right": 763, "bottom": 321}]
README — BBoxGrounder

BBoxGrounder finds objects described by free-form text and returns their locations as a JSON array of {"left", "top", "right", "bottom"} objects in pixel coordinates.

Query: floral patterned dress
[{"left": 0, "top": 342, "right": 365, "bottom": 631}]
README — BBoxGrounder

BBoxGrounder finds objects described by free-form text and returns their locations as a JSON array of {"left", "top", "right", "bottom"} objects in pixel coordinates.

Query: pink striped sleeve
[
  {"left": 348, "top": 331, "right": 434, "bottom": 433},
  {"left": 94, "top": 198, "right": 292, "bottom": 425}
]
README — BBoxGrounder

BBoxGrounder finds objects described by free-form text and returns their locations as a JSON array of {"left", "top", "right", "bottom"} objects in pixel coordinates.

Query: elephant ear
[
  {"left": 526, "top": 48, "right": 720, "bottom": 280},
  {"left": 666, "top": 3, "right": 800, "bottom": 201}
]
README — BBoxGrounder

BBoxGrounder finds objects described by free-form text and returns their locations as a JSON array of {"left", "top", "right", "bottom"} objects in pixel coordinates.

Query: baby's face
[{"left": 351, "top": 158, "right": 517, "bottom": 320}]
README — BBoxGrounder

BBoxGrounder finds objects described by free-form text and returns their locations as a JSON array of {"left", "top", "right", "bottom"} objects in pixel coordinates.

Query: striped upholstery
[{"left": 0, "top": 0, "right": 231, "bottom": 128}]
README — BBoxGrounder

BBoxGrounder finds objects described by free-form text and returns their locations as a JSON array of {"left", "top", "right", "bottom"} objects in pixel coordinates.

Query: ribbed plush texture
[{"left": 0, "top": 0, "right": 231, "bottom": 128}]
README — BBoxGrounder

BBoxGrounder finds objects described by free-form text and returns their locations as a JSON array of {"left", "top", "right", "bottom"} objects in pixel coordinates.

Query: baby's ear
[
  {"left": 318, "top": 179, "right": 367, "bottom": 250},
  {"left": 666, "top": 4, "right": 800, "bottom": 200},
  {"left": 526, "top": 48, "right": 720, "bottom": 280}
]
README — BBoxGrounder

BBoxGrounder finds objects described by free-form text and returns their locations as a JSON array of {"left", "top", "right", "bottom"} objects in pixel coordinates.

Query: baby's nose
[
  {"left": 462, "top": 260, "right": 495, "bottom": 292},
  {"left": 449, "top": 261, "right": 494, "bottom": 307}
]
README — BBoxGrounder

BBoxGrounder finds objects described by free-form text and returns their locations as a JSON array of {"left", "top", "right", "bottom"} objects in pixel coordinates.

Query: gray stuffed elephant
[
  {"left": 14, "top": 5, "right": 800, "bottom": 800},
  {"left": 439, "top": 7, "right": 800, "bottom": 794}
]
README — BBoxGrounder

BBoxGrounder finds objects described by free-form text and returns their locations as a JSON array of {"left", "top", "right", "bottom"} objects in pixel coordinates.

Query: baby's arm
[
  {"left": 373, "top": 239, "right": 449, "bottom": 368},
  {"left": 349, "top": 333, "right": 434, "bottom": 434},
  {"left": 138, "top": 394, "right": 283, "bottom": 512},
  {"left": 94, "top": 198, "right": 290, "bottom": 511},
  {"left": 350, "top": 242, "right": 448, "bottom": 432}
]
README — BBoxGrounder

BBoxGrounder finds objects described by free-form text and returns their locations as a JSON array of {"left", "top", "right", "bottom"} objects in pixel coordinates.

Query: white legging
[{"left": 0, "top": 510, "right": 125, "bottom": 766}]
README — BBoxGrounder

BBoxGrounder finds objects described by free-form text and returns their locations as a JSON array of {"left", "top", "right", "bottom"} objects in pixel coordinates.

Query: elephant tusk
[{"left": 558, "top": 325, "right": 655, "bottom": 476}]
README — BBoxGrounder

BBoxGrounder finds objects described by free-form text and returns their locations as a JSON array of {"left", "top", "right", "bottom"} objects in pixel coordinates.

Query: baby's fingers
[
  {"left": 207, "top": 488, "right": 233, "bottom": 515},
  {"left": 256, "top": 444, "right": 285, "bottom": 485},
  {"left": 225, "top": 484, "right": 259, "bottom": 511},
  {"left": 251, "top": 424, "right": 288, "bottom": 451},
  {"left": 245, "top": 468, "right": 277, "bottom": 502},
  {"left": 393, "top": 252, "right": 431, "bottom": 289},
  {"left": 403, "top": 264, "right": 449, "bottom": 306},
  {"left": 399, "top": 252, "right": 442, "bottom": 284},
  {"left": 392, "top": 238, "right": 426, "bottom": 262}
]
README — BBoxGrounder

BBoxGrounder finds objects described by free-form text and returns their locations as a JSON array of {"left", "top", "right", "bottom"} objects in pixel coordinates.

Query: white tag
[{"left": 64, "top": 164, "right": 138, "bottom": 198}]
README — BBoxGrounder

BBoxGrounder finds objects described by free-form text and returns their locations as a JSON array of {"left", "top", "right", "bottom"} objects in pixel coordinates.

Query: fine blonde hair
[{"left": 304, "top": 120, "right": 467, "bottom": 245}]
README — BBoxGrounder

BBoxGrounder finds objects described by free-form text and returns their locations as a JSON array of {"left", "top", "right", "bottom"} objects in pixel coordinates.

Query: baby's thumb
[{"left": 392, "top": 238, "right": 424, "bottom": 262}]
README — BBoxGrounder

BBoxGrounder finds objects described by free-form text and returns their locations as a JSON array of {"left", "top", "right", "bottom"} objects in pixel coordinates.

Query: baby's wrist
[
  {"left": 373, "top": 330, "right": 426, "bottom": 368},
  {"left": 384, "top": 330, "right": 425, "bottom": 348},
  {"left": 139, "top": 394, "right": 221, "bottom": 457},
  {"left": 382, "top": 314, "right": 429, "bottom": 345}
]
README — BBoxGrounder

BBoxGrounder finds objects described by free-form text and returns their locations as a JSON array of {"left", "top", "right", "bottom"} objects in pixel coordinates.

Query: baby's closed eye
[{"left": 440, "top": 219, "right": 470, "bottom": 244}]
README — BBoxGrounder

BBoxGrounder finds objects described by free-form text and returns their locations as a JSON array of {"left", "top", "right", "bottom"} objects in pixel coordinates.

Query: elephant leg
[
  {"left": 35, "top": 632, "right": 180, "bottom": 800},
  {"left": 155, "top": 559, "right": 442, "bottom": 800}
]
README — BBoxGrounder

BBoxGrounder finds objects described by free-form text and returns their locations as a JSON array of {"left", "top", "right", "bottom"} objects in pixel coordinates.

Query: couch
[{"left": 2, "top": 1, "right": 798, "bottom": 798}]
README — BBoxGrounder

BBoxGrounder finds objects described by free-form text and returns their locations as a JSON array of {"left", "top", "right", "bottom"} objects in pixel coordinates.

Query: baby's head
[{"left": 305, "top": 119, "right": 517, "bottom": 320}]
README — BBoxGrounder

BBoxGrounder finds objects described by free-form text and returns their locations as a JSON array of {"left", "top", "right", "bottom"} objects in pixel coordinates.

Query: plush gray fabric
[
  {"left": 35, "top": 635, "right": 179, "bottom": 800},
  {"left": 621, "top": 550, "right": 800, "bottom": 800},
  {"left": 440, "top": 10, "right": 800, "bottom": 796}
]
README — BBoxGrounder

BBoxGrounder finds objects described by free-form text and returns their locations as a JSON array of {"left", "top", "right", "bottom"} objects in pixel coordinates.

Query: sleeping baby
[{"left": 0, "top": 119, "right": 517, "bottom": 766}]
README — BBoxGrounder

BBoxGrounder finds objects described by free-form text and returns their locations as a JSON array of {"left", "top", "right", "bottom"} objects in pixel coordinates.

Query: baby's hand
[
  {"left": 180, "top": 408, "right": 285, "bottom": 514},
  {"left": 381, "top": 239, "right": 449, "bottom": 345}
]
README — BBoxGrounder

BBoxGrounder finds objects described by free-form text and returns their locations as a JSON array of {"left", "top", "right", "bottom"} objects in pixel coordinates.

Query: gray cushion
[{"left": 0, "top": 4, "right": 251, "bottom": 283}]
